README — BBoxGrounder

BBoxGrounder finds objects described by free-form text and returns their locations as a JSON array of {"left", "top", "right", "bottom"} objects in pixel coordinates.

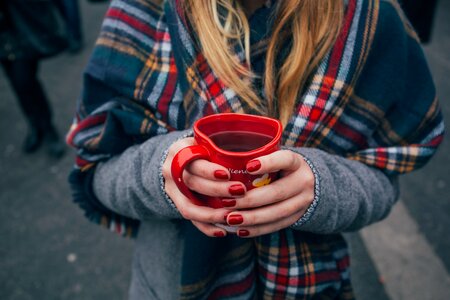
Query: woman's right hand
[{"left": 161, "top": 137, "right": 246, "bottom": 237}]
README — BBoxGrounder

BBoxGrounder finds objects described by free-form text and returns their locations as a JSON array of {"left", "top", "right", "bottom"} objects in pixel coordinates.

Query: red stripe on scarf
[
  {"left": 337, "top": 254, "right": 351, "bottom": 271},
  {"left": 265, "top": 271, "right": 341, "bottom": 287},
  {"left": 297, "top": 0, "right": 357, "bottom": 145},
  {"left": 157, "top": 57, "right": 178, "bottom": 122},
  {"left": 207, "top": 270, "right": 255, "bottom": 300},
  {"left": 107, "top": 8, "right": 169, "bottom": 41},
  {"left": 374, "top": 148, "right": 389, "bottom": 168},
  {"left": 274, "top": 231, "right": 290, "bottom": 296},
  {"left": 66, "top": 114, "right": 107, "bottom": 147},
  {"left": 332, "top": 121, "right": 368, "bottom": 148},
  {"left": 428, "top": 134, "right": 444, "bottom": 147}
]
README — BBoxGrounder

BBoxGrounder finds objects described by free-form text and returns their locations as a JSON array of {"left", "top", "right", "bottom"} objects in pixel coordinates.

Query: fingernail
[
  {"left": 246, "top": 160, "right": 261, "bottom": 172},
  {"left": 237, "top": 229, "right": 250, "bottom": 237},
  {"left": 224, "top": 213, "right": 230, "bottom": 222},
  {"left": 214, "top": 231, "right": 226, "bottom": 237},
  {"left": 221, "top": 199, "right": 236, "bottom": 207},
  {"left": 229, "top": 184, "right": 245, "bottom": 196},
  {"left": 228, "top": 214, "right": 243, "bottom": 225},
  {"left": 214, "top": 170, "right": 229, "bottom": 180}
]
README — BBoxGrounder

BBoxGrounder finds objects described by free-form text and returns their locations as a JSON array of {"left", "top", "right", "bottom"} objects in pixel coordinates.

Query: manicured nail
[
  {"left": 237, "top": 229, "right": 250, "bottom": 237},
  {"left": 214, "top": 170, "right": 229, "bottom": 180},
  {"left": 224, "top": 213, "right": 230, "bottom": 222},
  {"left": 221, "top": 199, "right": 236, "bottom": 207},
  {"left": 229, "top": 184, "right": 245, "bottom": 196},
  {"left": 246, "top": 160, "right": 261, "bottom": 172},
  {"left": 214, "top": 231, "right": 226, "bottom": 237},
  {"left": 227, "top": 214, "right": 244, "bottom": 225}
]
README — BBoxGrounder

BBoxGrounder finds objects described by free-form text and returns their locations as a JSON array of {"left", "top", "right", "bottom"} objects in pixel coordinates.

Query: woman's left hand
[{"left": 224, "top": 150, "right": 315, "bottom": 237}]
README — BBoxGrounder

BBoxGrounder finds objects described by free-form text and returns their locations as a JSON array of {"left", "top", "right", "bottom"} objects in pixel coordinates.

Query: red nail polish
[
  {"left": 214, "top": 231, "right": 225, "bottom": 237},
  {"left": 221, "top": 199, "right": 236, "bottom": 207},
  {"left": 214, "top": 170, "right": 229, "bottom": 180},
  {"left": 246, "top": 160, "right": 261, "bottom": 172},
  {"left": 228, "top": 214, "right": 244, "bottom": 225},
  {"left": 229, "top": 184, "right": 245, "bottom": 196},
  {"left": 238, "top": 229, "right": 250, "bottom": 237}
]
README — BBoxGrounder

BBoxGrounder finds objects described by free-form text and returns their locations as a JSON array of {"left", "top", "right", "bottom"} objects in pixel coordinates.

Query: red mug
[{"left": 171, "top": 113, "right": 283, "bottom": 208}]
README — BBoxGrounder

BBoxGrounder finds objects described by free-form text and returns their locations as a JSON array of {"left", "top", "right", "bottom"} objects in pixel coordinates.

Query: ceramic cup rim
[{"left": 193, "top": 113, "right": 283, "bottom": 158}]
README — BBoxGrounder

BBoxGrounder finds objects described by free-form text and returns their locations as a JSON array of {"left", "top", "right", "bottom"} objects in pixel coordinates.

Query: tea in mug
[{"left": 209, "top": 131, "right": 273, "bottom": 152}]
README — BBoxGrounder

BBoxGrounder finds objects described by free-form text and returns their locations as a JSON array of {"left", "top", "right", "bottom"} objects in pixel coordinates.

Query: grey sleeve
[
  {"left": 288, "top": 147, "right": 399, "bottom": 234},
  {"left": 92, "top": 130, "right": 193, "bottom": 221}
]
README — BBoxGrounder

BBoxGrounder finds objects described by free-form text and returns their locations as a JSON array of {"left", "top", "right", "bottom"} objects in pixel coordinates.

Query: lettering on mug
[{"left": 228, "top": 168, "right": 249, "bottom": 174}]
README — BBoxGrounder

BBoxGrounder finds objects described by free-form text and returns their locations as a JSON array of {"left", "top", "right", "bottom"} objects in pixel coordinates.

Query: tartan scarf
[{"left": 67, "top": 0, "right": 444, "bottom": 298}]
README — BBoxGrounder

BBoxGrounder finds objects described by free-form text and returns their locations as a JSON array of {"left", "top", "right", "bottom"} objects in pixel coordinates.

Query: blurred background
[{"left": 0, "top": 1, "right": 449, "bottom": 299}]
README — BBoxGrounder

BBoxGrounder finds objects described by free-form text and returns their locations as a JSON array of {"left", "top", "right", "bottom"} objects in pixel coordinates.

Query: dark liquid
[{"left": 209, "top": 131, "right": 273, "bottom": 152}]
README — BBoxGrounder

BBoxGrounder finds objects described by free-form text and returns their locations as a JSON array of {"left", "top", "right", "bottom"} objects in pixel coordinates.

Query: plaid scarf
[{"left": 67, "top": 0, "right": 444, "bottom": 298}]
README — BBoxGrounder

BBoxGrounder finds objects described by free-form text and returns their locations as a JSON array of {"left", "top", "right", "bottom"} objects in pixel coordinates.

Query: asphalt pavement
[{"left": 0, "top": 1, "right": 449, "bottom": 299}]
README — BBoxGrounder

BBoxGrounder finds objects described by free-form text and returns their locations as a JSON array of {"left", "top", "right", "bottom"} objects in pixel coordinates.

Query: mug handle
[{"left": 171, "top": 145, "right": 211, "bottom": 206}]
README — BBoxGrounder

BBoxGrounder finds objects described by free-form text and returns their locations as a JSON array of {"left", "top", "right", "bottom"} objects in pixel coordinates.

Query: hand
[
  {"left": 223, "top": 150, "right": 315, "bottom": 238},
  {"left": 161, "top": 137, "right": 248, "bottom": 237}
]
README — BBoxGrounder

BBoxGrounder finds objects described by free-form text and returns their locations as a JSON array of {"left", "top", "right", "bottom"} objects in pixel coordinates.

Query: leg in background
[{"left": 1, "top": 59, "right": 65, "bottom": 157}]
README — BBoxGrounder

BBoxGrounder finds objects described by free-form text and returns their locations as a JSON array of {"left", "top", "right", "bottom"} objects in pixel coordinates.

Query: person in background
[
  {"left": 400, "top": 0, "right": 438, "bottom": 43},
  {"left": 67, "top": 0, "right": 444, "bottom": 299},
  {"left": 0, "top": 0, "right": 66, "bottom": 158}
]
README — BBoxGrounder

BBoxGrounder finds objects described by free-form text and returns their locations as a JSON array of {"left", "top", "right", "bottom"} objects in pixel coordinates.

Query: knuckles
[
  {"left": 302, "top": 165, "right": 315, "bottom": 191},
  {"left": 202, "top": 213, "right": 217, "bottom": 224},
  {"left": 289, "top": 151, "right": 302, "bottom": 169},
  {"left": 179, "top": 206, "right": 192, "bottom": 220},
  {"left": 182, "top": 172, "right": 194, "bottom": 188},
  {"left": 271, "top": 183, "right": 288, "bottom": 202},
  {"left": 161, "top": 163, "right": 171, "bottom": 180}
]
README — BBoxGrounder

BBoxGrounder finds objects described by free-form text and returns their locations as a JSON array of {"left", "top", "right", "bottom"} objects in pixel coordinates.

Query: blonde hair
[{"left": 183, "top": 0, "right": 344, "bottom": 125}]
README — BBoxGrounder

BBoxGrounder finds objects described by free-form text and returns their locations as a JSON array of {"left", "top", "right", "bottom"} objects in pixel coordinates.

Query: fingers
[
  {"left": 223, "top": 151, "right": 313, "bottom": 210},
  {"left": 224, "top": 193, "right": 312, "bottom": 237},
  {"left": 164, "top": 136, "right": 239, "bottom": 198},
  {"left": 246, "top": 150, "right": 303, "bottom": 175},
  {"left": 191, "top": 221, "right": 228, "bottom": 238},
  {"left": 233, "top": 212, "right": 303, "bottom": 238},
  {"left": 164, "top": 179, "right": 230, "bottom": 225},
  {"left": 163, "top": 142, "right": 313, "bottom": 238},
  {"left": 162, "top": 137, "right": 196, "bottom": 182},
  {"left": 166, "top": 137, "right": 231, "bottom": 181},
  {"left": 187, "top": 159, "right": 230, "bottom": 181},
  {"left": 226, "top": 194, "right": 307, "bottom": 226},
  {"left": 223, "top": 169, "right": 309, "bottom": 209},
  {"left": 167, "top": 137, "right": 196, "bottom": 159},
  {"left": 183, "top": 169, "right": 246, "bottom": 198}
]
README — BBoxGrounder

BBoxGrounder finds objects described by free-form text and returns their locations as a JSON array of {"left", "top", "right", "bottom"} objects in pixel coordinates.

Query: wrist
[{"left": 290, "top": 155, "right": 320, "bottom": 229}]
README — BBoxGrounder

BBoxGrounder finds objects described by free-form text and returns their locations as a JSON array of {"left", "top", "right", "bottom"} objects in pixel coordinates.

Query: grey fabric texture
[
  {"left": 290, "top": 147, "right": 399, "bottom": 233},
  {"left": 92, "top": 129, "right": 191, "bottom": 221},
  {"left": 128, "top": 220, "right": 182, "bottom": 300}
]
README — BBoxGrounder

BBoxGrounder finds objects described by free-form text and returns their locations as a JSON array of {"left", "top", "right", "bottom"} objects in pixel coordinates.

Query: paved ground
[{"left": 0, "top": 1, "right": 449, "bottom": 300}]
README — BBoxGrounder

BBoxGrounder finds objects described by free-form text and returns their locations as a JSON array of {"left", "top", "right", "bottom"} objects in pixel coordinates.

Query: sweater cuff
[
  {"left": 158, "top": 130, "right": 194, "bottom": 210},
  {"left": 286, "top": 149, "right": 321, "bottom": 230}
]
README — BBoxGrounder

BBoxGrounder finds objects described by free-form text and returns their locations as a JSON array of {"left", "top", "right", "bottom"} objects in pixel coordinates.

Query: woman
[{"left": 67, "top": 0, "right": 444, "bottom": 298}]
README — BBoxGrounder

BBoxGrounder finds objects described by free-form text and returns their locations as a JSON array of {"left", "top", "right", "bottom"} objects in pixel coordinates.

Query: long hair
[{"left": 182, "top": 0, "right": 344, "bottom": 126}]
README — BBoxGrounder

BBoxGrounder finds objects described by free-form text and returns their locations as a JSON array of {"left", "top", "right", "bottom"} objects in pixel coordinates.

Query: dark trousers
[
  {"left": 1, "top": 59, "right": 53, "bottom": 130},
  {"left": 400, "top": 0, "right": 438, "bottom": 43}
]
